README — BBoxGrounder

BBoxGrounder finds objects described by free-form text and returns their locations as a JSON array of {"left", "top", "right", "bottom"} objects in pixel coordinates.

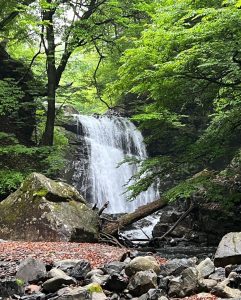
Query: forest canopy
[{"left": 0, "top": 0, "right": 241, "bottom": 207}]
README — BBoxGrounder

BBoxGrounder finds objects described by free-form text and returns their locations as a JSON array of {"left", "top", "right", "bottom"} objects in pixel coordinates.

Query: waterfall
[{"left": 73, "top": 115, "right": 159, "bottom": 214}]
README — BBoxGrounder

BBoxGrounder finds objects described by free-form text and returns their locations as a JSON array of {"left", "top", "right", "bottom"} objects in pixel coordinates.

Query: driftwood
[
  {"left": 98, "top": 201, "right": 110, "bottom": 216},
  {"left": 92, "top": 201, "right": 109, "bottom": 216},
  {"left": 99, "top": 232, "right": 126, "bottom": 248},
  {"left": 103, "top": 198, "right": 168, "bottom": 236}
]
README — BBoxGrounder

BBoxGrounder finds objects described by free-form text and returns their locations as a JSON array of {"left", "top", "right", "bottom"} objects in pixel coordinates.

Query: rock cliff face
[
  {"left": 0, "top": 173, "right": 99, "bottom": 242},
  {"left": 152, "top": 199, "right": 241, "bottom": 248},
  {"left": 56, "top": 113, "right": 91, "bottom": 201}
]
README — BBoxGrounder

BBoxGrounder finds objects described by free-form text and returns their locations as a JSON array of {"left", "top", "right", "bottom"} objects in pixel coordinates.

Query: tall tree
[
  {"left": 38, "top": 0, "right": 153, "bottom": 145},
  {"left": 111, "top": 0, "right": 241, "bottom": 197}
]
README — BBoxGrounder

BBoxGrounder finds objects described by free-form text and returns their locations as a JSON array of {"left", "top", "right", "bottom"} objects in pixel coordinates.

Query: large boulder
[
  {"left": 0, "top": 173, "right": 99, "bottom": 242},
  {"left": 214, "top": 232, "right": 241, "bottom": 267},
  {"left": 197, "top": 258, "right": 215, "bottom": 279},
  {"left": 159, "top": 258, "right": 197, "bottom": 277},
  {"left": 168, "top": 267, "right": 199, "bottom": 297},
  {"left": 125, "top": 256, "right": 160, "bottom": 277},
  {"left": 54, "top": 259, "right": 91, "bottom": 279},
  {"left": 128, "top": 270, "right": 158, "bottom": 297},
  {"left": 16, "top": 258, "right": 47, "bottom": 283}
]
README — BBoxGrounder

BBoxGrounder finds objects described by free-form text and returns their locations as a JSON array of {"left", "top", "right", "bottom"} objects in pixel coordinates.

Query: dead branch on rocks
[
  {"left": 99, "top": 232, "right": 126, "bottom": 248},
  {"left": 153, "top": 202, "right": 195, "bottom": 242}
]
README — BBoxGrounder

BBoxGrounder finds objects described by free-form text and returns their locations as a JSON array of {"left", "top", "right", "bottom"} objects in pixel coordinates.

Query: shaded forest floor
[
  {"left": 0, "top": 242, "right": 127, "bottom": 278},
  {"left": 0, "top": 242, "right": 220, "bottom": 300},
  {"left": 0, "top": 241, "right": 167, "bottom": 278}
]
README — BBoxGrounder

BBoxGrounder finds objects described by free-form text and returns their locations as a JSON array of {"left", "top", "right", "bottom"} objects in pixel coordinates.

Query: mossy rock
[{"left": 0, "top": 173, "right": 99, "bottom": 242}]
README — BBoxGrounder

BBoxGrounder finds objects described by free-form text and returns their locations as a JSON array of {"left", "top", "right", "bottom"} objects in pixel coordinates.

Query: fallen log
[{"left": 103, "top": 198, "right": 168, "bottom": 236}]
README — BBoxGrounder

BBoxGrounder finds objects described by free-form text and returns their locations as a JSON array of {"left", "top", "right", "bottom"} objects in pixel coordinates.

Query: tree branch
[
  {"left": 153, "top": 202, "right": 195, "bottom": 242},
  {"left": 17, "top": 40, "right": 43, "bottom": 84},
  {"left": 0, "top": 0, "right": 35, "bottom": 31},
  {"left": 93, "top": 43, "right": 111, "bottom": 109}
]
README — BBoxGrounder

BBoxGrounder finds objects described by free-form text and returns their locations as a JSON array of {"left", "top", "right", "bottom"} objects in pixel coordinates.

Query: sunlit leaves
[{"left": 112, "top": 0, "right": 241, "bottom": 198}]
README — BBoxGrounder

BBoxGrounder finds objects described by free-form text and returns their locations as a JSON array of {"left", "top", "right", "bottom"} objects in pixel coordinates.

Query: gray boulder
[
  {"left": 212, "top": 272, "right": 241, "bottom": 298},
  {"left": 197, "top": 258, "right": 215, "bottom": 279},
  {"left": 125, "top": 256, "right": 160, "bottom": 277},
  {"left": 182, "top": 267, "right": 199, "bottom": 296},
  {"left": 103, "top": 273, "right": 128, "bottom": 292},
  {"left": 86, "top": 269, "right": 104, "bottom": 278},
  {"left": 42, "top": 276, "right": 76, "bottom": 293},
  {"left": 209, "top": 267, "right": 226, "bottom": 282},
  {"left": 19, "top": 293, "right": 46, "bottom": 300},
  {"left": 159, "top": 257, "right": 197, "bottom": 277},
  {"left": 212, "top": 282, "right": 241, "bottom": 298},
  {"left": 89, "top": 274, "right": 110, "bottom": 285},
  {"left": 54, "top": 259, "right": 80, "bottom": 271},
  {"left": 92, "top": 291, "right": 107, "bottom": 300},
  {"left": 0, "top": 173, "right": 99, "bottom": 242},
  {"left": 138, "top": 288, "right": 166, "bottom": 300},
  {"left": 168, "top": 276, "right": 183, "bottom": 297},
  {"left": 215, "top": 232, "right": 241, "bottom": 267},
  {"left": 168, "top": 267, "right": 199, "bottom": 297},
  {"left": 48, "top": 268, "right": 68, "bottom": 278},
  {"left": 71, "top": 260, "right": 91, "bottom": 279},
  {"left": 54, "top": 259, "right": 91, "bottom": 279},
  {"left": 57, "top": 286, "right": 91, "bottom": 300},
  {"left": 128, "top": 270, "right": 158, "bottom": 297},
  {"left": 104, "top": 261, "right": 126, "bottom": 275},
  {"left": 199, "top": 278, "right": 217, "bottom": 291},
  {"left": 16, "top": 258, "right": 47, "bottom": 283}
]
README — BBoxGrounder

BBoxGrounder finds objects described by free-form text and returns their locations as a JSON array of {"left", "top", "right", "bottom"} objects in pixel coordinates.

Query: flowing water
[{"left": 74, "top": 115, "right": 159, "bottom": 213}]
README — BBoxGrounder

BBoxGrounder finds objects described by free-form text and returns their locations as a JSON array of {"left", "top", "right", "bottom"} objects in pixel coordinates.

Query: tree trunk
[
  {"left": 102, "top": 198, "right": 168, "bottom": 236},
  {"left": 41, "top": 5, "right": 56, "bottom": 146}
]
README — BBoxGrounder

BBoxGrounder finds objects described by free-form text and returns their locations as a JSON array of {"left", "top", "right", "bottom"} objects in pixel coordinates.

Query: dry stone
[
  {"left": 182, "top": 267, "right": 199, "bottom": 296},
  {"left": 16, "top": 258, "right": 47, "bottom": 283},
  {"left": 0, "top": 173, "right": 99, "bottom": 242},
  {"left": 128, "top": 270, "right": 158, "bottom": 297},
  {"left": 199, "top": 278, "right": 217, "bottom": 291},
  {"left": 42, "top": 276, "right": 76, "bottom": 293},
  {"left": 159, "top": 258, "right": 196, "bottom": 277},
  {"left": 125, "top": 256, "right": 160, "bottom": 277},
  {"left": 48, "top": 268, "right": 68, "bottom": 278},
  {"left": 57, "top": 286, "right": 91, "bottom": 300},
  {"left": 197, "top": 258, "right": 215, "bottom": 278},
  {"left": 214, "top": 232, "right": 241, "bottom": 267},
  {"left": 212, "top": 282, "right": 241, "bottom": 298},
  {"left": 168, "top": 267, "right": 199, "bottom": 297}
]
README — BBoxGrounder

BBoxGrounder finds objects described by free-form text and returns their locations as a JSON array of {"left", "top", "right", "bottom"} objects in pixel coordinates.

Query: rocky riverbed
[{"left": 1, "top": 233, "right": 241, "bottom": 300}]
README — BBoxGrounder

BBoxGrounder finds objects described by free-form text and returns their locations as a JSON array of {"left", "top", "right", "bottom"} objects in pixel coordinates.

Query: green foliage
[
  {"left": 87, "top": 283, "right": 103, "bottom": 293},
  {"left": 33, "top": 188, "right": 48, "bottom": 197},
  {"left": 0, "top": 126, "right": 68, "bottom": 197},
  {"left": 165, "top": 171, "right": 241, "bottom": 209},
  {"left": 109, "top": 0, "right": 241, "bottom": 202},
  {"left": 0, "top": 132, "right": 18, "bottom": 145},
  {"left": 0, "top": 170, "right": 24, "bottom": 196},
  {"left": 0, "top": 80, "right": 23, "bottom": 116},
  {"left": 16, "top": 278, "right": 25, "bottom": 287}
]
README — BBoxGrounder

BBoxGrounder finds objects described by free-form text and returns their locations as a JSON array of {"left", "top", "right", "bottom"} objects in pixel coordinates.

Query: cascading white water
[{"left": 75, "top": 115, "right": 159, "bottom": 213}]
